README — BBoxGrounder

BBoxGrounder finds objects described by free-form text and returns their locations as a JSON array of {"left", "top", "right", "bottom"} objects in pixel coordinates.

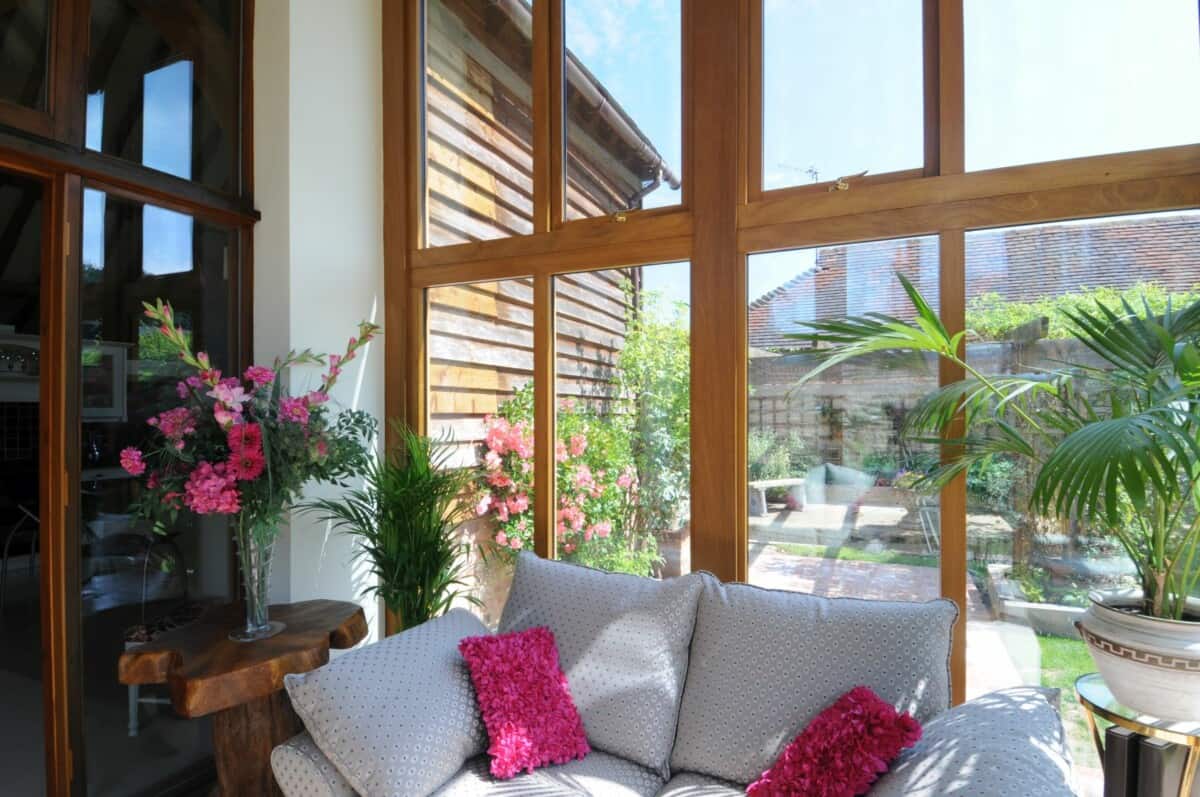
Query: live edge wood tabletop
[{"left": 118, "top": 599, "right": 368, "bottom": 796}]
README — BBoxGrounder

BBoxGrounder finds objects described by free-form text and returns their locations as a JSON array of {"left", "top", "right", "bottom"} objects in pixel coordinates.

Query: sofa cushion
[
  {"left": 430, "top": 751, "right": 663, "bottom": 796},
  {"left": 655, "top": 772, "right": 744, "bottom": 796},
  {"left": 458, "top": 626, "right": 590, "bottom": 778},
  {"left": 671, "top": 577, "right": 957, "bottom": 785},
  {"left": 284, "top": 609, "right": 488, "bottom": 797},
  {"left": 498, "top": 552, "right": 704, "bottom": 778},
  {"left": 868, "top": 686, "right": 1076, "bottom": 796},
  {"left": 271, "top": 732, "right": 357, "bottom": 797},
  {"left": 746, "top": 685, "right": 922, "bottom": 797},
  {"left": 868, "top": 686, "right": 1075, "bottom": 797}
]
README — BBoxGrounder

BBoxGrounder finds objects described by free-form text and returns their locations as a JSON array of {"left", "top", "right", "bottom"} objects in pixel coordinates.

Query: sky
[
  {"left": 566, "top": 0, "right": 1200, "bottom": 313},
  {"left": 83, "top": 60, "right": 195, "bottom": 279},
  {"left": 77, "top": 2, "right": 1200, "bottom": 311}
]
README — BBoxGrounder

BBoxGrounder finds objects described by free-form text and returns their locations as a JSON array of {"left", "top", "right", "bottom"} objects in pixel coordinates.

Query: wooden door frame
[{"left": 0, "top": 149, "right": 80, "bottom": 797}]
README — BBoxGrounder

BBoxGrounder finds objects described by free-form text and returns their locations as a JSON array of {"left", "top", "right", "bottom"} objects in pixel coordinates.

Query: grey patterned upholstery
[
  {"left": 271, "top": 732, "right": 357, "bottom": 797},
  {"left": 653, "top": 772, "right": 744, "bottom": 796},
  {"left": 274, "top": 559, "right": 1075, "bottom": 797},
  {"left": 430, "top": 751, "right": 663, "bottom": 796},
  {"left": 284, "top": 609, "right": 489, "bottom": 797},
  {"left": 869, "top": 686, "right": 1077, "bottom": 796},
  {"left": 498, "top": 553, "right": 704, "bottom": 778},
  {"left": 670, "top": 575, "right": 958, "bottom": 785}
]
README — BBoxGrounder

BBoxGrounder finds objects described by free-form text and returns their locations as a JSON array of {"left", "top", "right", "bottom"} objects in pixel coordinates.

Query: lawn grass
[
  {"left": 773, "top": 542, "right": 939, "bottom": 569},
  {"left": 1036, "top": 633, "right": 1103, "bottom": 772}
]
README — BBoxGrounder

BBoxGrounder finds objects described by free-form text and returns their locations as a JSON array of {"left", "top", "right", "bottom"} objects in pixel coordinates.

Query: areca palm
[
  {"left": 304, "top": 426, "right": 477, "bottom": 634},
  {"left": 788, "top": 274, "right": 1200, "bottom": 619}
]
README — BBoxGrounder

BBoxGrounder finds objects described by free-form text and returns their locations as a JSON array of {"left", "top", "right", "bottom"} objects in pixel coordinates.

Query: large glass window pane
[
  {"left": 428, "top": 279, "right": 534, "bottom": 623},
  {"left": 762, "top": 1, "right": 924, "bottom": 191},
  {"left": 563, "top": 1, "right": 682, "bottom": 218},
  {"left": 553, "top": 262, "right": 690, "bottom": 576},
  {"left": 0, "top": 0, "right": 49, "bottom": 111},
  {"left": 963, "top": 210, "right": 1200, "bottom": 797},
  {"left": 87, "top": 0, "right": 241, "bottom": 194},
  {"left": 746, "top": 237, "right": 940, "bottom": 599},
  {"left": 965, "top": 0, "right": 1200, "bottom": 171},
  {"left": 424, "top": 0, "right": 535, "bottom": 245},
  {"left": 80, "top": 188, "right": 237, "bottom": 795},
  {"left": 0, "top": 170, "right": 45, "bottom": 795}
]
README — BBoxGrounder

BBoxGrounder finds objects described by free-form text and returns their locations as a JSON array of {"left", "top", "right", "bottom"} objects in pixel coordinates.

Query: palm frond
[
  {"left": 1031, "top": 408, "right": 1200, "bottom": 526},
  {"left": 302, "top": 423, "right": 478, "bottom": 631}
]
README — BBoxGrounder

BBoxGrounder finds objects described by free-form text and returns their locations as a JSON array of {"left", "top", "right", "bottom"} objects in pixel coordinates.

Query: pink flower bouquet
[{"left": 124, "top": 298, "right": 380, "bottom": 640}]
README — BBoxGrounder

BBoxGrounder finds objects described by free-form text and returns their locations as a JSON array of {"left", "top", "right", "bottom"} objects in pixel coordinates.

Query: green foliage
[
  {"left": 138, "top": 319, "right": 194, "bottom": 361},
  {"left": 965, "top": 456, "right": 1021, "bottom": 511},
  {"left": 616, "top": 289, "right": 691, "bottom": 534},
  {"left": 476, "top": 286, "right": 690, "bottom": 578},
  {"left": 748, "top": 430, "right": 808, "bottom": 482},
  {"left": 788, "top": 273, "right": 1200, "bottom": 619},
  {"left": 774, "top": 542, "right": 938, "bottom": 569},
  {"left": 967, "top": 282, "right": 1200, "bottom": 341},
  {"left": 303, "top": 426, "right": 476, "bottom": 630}
]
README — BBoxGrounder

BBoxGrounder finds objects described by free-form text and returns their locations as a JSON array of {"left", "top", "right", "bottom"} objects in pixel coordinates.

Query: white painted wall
[{"left": 253, "top": 0, "right": 384, "bottom": 640}]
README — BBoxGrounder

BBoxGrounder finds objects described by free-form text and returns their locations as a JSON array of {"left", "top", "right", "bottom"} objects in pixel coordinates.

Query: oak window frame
[{"left": 386, "top": 0, "right": 1200, "bottom": 706}]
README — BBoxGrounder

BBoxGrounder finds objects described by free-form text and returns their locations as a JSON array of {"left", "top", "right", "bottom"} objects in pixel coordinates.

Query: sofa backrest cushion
[
  {"left": 670, "top": 577, "right": 957, "bottom": 785},
  {"left": 285, "top": 608, "right": 488, "bottom": 797},
  {"left": 499, "top": 553, "right": 704, "bottom": 779}
]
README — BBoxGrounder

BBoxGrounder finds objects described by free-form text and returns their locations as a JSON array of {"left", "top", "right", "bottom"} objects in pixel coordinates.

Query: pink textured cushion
[
  {"left": 746, "top": 686, "right": 922, "bottom": 797},
  {"left": 458, "top": 626, "right": 590, "bottom": 779}
]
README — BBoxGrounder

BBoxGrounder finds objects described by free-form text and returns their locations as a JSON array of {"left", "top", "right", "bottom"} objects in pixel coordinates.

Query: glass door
[{"left": 0, "top": 167, "right": 47, "bottom": 794}]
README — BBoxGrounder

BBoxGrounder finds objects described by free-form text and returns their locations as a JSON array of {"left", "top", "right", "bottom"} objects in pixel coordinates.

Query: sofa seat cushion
[
  {"left": 498, "top": 553, "right": 704, "bottom": 778},
  {"left": 654, "top": 772, "right": 744, "bottom": 796},
  {"left": 671, "top": 577, "right": 957, "bottom": 785},
  {"left": 868, "top": 687, "right": 1076, "bottom": 796},
  {"left": 271, "top": 732, "right": 358, "bottom": 797},
  {"left": 285, "top": 609, "right": 489, "bottom": 797},
  {"left": 430, "top": 751, "right": 663, "bottom": 796}
]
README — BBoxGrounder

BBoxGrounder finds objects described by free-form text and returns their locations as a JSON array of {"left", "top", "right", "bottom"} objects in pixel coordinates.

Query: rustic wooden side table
[
  {"left": 1077, "top": 672, "right": 1200, "bottom": 797},
  {"left": 119, "top": 600, "right": 367, "bottom": 796}
]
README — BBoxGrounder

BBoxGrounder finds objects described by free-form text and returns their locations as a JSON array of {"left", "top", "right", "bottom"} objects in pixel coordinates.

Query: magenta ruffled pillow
[
  {"left": 746, "top": 686, "right": 922, "bottom": 797},
  {"left": 458, "top": 626, "right": 590, "bottom": 779}
]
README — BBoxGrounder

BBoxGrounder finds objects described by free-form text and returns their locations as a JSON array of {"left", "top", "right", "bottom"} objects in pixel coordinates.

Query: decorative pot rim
[{"left": 1087, "top": 589, "right": 1200, "bottom": 628}]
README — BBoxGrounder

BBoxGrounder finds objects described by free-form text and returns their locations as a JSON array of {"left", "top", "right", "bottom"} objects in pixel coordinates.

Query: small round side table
[
  {"left": 119, "top": 599, "right": 367, "bottom": 796},
  {"left": 1076, "top": 672, "right": 1200, "bottom": 797}
]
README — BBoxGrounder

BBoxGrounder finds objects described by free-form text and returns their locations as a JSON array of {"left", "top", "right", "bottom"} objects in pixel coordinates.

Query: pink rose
[{"left": 569, "top": 435, "right": 587, "bottom": 457}]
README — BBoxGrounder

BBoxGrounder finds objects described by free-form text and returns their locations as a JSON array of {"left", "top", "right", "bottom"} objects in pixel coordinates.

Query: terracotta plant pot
[{"left": 1076, "top": 589, "right": 1200, "bottom": 721}]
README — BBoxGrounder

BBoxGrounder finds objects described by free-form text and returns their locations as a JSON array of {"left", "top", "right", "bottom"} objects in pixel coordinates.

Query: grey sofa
[{"left": 272, "top": 553, "right": 1077, "bottom": 796}]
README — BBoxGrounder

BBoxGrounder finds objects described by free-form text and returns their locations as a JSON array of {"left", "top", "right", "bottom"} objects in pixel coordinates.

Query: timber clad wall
[
  {"left": 425, "top": 0, "right": 655, "bottom": 464},
  {"left": 429, "top": 269, "right": 633, "bottom": 465}
]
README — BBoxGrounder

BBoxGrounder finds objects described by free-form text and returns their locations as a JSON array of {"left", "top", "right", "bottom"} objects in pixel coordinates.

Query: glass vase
[{"left": 230, "top": 516, "right": 285, "bottom": 642}]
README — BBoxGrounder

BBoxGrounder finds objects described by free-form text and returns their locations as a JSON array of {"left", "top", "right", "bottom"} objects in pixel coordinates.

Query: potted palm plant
[
  {"left": 789, "top": 275, "right": 1200, "bottom": 720},
  {"left": 304, "top": 425, "right": 477, "bottom": 636}
]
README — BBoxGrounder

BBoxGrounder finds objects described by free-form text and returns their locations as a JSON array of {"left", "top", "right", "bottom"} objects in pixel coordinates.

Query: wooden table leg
[{"left": 211, "top": 690, "right": 304, "bottom": 796}]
